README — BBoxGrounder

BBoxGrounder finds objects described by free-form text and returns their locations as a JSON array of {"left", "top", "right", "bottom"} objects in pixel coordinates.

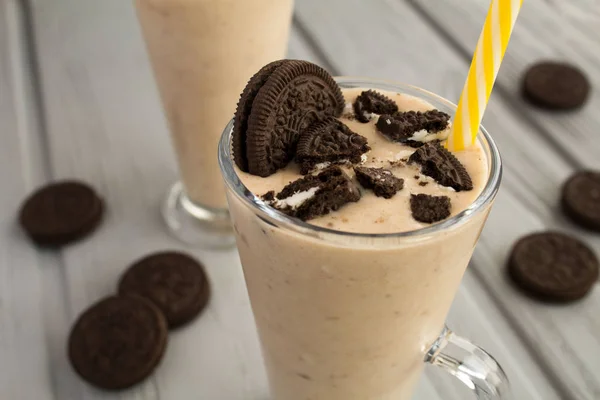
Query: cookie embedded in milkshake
[
  {"left": 262, "top": 166, "right": 360, "bottom": 221},
  {"left": 232, "top": 61, "right": 485, "bottom": 233},
  {"left": 296, "top": 117, "right": 370, "bottom": 174},
  {"left": 353, "top": 89, "right": 399, "bottom": 123},
  {"left": 376, "top": 109, "right": 451, "bottom": 146}
]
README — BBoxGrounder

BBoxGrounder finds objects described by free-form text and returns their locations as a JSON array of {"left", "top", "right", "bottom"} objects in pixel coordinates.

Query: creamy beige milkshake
[
  {"left": 135, "top": 0, "right": 294, "bottom": 209},
  {"left": 220, "top": 79, "right": 503, "bottom": 399}
]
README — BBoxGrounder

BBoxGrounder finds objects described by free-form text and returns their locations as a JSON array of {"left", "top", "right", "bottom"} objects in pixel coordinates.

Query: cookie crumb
[
  {"left": 410, "top": 194, "right": 451, "bottom": 223},
  {"left": 354, "top": 166, "right": 404, "bottom": 199}
]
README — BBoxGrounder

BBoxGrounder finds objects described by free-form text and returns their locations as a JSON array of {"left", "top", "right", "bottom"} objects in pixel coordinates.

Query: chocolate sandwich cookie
[
  {"left": 296, "top": 117, "right": 370, "bottom": 174},
  {"left": 236, "top": 60, "right": 345, "bottom": 177},
  {"left": 508, "top": 232, "right": 599, "bottom": 302},
  {"left": 354, "top": 166, "right": 404, "bottom": 199},
  {"left": 376, "top": 110, "right": 450, "bottom": 145},
  {"left": 410, "top": 194, "right": 451, "bottom": 223},
  {"left": 118, "top": 251, "right": 210, "bottom": 329},
  {"left": 353, "top": 90, "right": 398, "bottom": 123},
  {"left": 233, "top": 60, "right": 289, "bottom": 171},
  {"left": 408, "top": 142, "right": 473, "bottom": 191},
  {"left": 263, "top": 166, "right": 361, "bottom": 221},
  {"left": 68, "top": 296, "right": 168, "bottom": 390},
  {"left": 522, "top": 62, "right": 590, "bottom": 110},
  {"left": 561, "top": 171, "right": 600, "bottom": 232},
  {"left": 19, "top": 180, "right": 104, "bottom": 247}
]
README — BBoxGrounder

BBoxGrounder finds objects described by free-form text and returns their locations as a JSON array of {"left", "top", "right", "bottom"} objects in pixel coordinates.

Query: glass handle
[{"left": 425, "top": 326, "right": 510, "bottom": 399}]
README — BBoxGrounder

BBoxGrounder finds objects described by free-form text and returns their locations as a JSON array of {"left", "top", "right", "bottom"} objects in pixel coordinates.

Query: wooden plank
[
  {"left": 409, "top": 0, "right": 600, "bottom": 170},
  {"left": 295, "top": 0, "right": 596, "bottom": 399},
  {"left": 0, "top": 1, "right": 61, "bottom": 399}
]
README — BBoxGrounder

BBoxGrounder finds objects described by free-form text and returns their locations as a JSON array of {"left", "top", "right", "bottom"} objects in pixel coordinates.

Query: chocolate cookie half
[
  {"left": 244, "top": 60, "right": 345, "bottom": 177},
  {"left": 296, "top": 117, "right": 370, "bottom": 174},
  {"left": 68, "top": 296, "right": 168, "bottom": 390}
]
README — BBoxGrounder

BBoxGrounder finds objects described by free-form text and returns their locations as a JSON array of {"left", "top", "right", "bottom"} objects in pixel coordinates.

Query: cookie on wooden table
[
  {"left": 508, "top": 232, "right": 599, "bottom": 302},
  {"left": 118, "top": 251, "right": 210, "bottom": 329},
  {"left": 19, "top": 180, "right": 104, "bottom": 247},
  {"left": 561, "top": 171, "right": 600, "bottom": 232},
  {"left": 68, "top": 296, "right": 168, "bottom": 390},
  {"left": 522, "top": 62, "right": 590, "bottom": 110}
]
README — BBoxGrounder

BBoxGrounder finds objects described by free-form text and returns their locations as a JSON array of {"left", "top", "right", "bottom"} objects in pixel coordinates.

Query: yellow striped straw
[{"left": 447, "top": 0, "right": 524, "bottom": 151}]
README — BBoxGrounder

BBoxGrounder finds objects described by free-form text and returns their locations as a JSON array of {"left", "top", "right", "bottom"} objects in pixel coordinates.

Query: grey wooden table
[{"left": 1, "top": 0, "right": 599, "bottom": 399}]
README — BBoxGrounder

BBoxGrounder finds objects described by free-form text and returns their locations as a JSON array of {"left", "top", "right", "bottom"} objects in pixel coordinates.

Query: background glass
[{"left": 135, "top": 0, "right": 294, "bottom": 247}]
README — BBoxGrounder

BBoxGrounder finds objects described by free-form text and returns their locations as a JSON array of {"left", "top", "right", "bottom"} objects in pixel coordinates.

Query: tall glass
[
  {"left": 218, "top": 79, "right": 508, "bottom": 399},
  {"left": 135, "top": 0, "right": 294, "bottom": 247}
]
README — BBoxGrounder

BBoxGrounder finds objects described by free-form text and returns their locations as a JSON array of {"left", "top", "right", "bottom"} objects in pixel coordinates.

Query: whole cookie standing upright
[
  {"left": 19, "top": 180, "right": 104, "bottom": 247},
  {"left": 233, "top": 59, "right": 289, "bottom": 172},
  {"left": 68, "top": 296, "right": 168, "bottom": 390},
  {"left": 522, "top": 62, "right": 590, "bottom": 110},
  {"left": 562, "top": 171, "right": 600, "bottom": 232},
  {"left": 236, "top": 60, "right": 345, "bottom": 177},
  {"left": 118, "top": 251, "right": 210, "bottom": 328},
  {"left": 508, "top": 232, "right": 599, "bottom": 302}
]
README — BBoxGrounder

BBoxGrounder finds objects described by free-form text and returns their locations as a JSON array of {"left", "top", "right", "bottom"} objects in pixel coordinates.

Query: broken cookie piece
[
  {"left": 353, "top": 90, "right": 399, "bottom": 123},
  {"left": 354, "top": 166, "right": 404, "bottom": 199},
  {"left": 408, "top": 142, "right": 473, "bottom": 191},
  {"left": 296, "top": 117, "right": 370, "bottom": 174},
  {"left": 262, "top": 166, "right": 361, "bottom": 221},
  {"left": 376, "top": 110, "right": 450, "bottom": 145},
  {"left": 410, "top": 194, "right": 451, "bottom": 223}
]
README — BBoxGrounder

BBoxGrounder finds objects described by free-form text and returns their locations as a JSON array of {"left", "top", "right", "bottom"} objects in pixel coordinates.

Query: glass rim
[{"left": 218, "top": 77, "right": 502, "bottom": 240}]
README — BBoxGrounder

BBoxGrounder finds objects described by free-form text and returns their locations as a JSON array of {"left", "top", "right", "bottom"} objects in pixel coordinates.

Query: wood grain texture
[
  {"left": 25, "top": 0, "right": 269, "bottom": 398},
  {"left": 294, "top": 0, "right": 598, "bottom": 399},
  {"left": 0, "top": 1, "right": 58, "bottom": 399},
  {"left": 409, "top": 0, "right": 600, "bottom": 170}
]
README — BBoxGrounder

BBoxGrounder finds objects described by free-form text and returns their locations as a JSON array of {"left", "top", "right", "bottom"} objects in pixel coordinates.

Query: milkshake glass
[
  {"left": 219, "top": 79, "right": 508, "bottom": 399},
  {"left": 135, "top": 0, "right": 294, "bottom": 247}
]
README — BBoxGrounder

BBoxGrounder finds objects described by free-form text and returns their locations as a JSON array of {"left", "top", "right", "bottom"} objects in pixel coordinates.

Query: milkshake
[
  {"left": 219, "top": 69, "right": 506, "bottom": 399},
  {"left": 134, "top": 0, "right": 293, "bottom": 244}
]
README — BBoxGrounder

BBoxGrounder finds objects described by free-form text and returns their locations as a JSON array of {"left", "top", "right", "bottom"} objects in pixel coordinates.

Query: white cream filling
[
  {"left": 366, "top": 112, "right": 379, "bottom": 122},
  {"left": 314, "top": 161, "right": 332, "bottom": 171},
  {"left": 311, "top": 154, "right": 367, "bottom": 173},
  {"left": 408, "top": 124, "right": 451, "bottom": 143},
  {"left": 273, "top": 187, "right": 319, "bottom": 209},
  {"left": 393, "top": 149, "right": 417, "bottom": 161}
]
